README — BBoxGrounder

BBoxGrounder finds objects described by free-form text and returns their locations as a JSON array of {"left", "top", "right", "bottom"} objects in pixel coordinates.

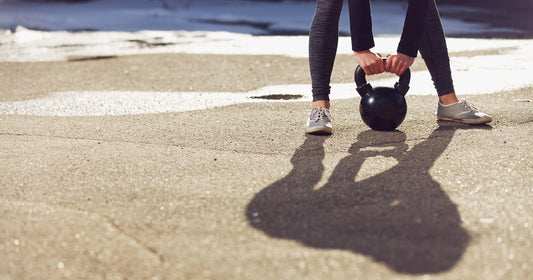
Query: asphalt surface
[{"left": 1, "top": 53, "right": 532, "bottom": 280}]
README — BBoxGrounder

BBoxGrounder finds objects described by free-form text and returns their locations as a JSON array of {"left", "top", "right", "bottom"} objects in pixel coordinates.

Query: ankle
[
  {"left": 439, "top": 93, "right": 459, "bottom": 105},
  {"left": 312, "top": 100, "right": 330, "bottom": 109}
]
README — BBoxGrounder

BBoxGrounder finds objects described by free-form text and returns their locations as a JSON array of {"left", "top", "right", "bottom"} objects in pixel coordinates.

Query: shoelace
[
  {"left": 459, "top": 99, "right": 479, "bottom": 112},
  {"left": 310, "top": 107, "right": 333, "bottom": 122}
]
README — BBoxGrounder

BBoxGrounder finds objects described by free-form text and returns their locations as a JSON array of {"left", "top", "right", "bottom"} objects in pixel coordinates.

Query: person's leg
[
  {"left": 306, "top": 0, "right": 344, "bottom": 134},
  {"left": 417, "top": 0, "right": 457, "bottom": 104},
  {"left": 309, "top": 0, "right": 344, "bottom": 109},
  {"left": 418, "top": 0, "right": 492, "bottom": 124}
]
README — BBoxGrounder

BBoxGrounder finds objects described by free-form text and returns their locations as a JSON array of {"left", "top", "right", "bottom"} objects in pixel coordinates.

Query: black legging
[{"left": 309, "top": 0, "right": 455, "bottom": 101}]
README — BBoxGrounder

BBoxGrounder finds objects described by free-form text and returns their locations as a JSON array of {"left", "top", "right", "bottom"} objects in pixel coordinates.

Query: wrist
[
  {"left": 354, "top": 50, "right": 371, "bottom": 55},
  {"left": 396, "top": 52, "right": 415, "bottom": 59}
]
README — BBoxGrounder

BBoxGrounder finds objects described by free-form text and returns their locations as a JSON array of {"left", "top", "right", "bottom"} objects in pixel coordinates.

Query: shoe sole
[
  {"left": 306, "top": 126, "right": 332, "bottom": 135},
  {"left": 437, "top": 116, "right": 492, "bottom": 125}
]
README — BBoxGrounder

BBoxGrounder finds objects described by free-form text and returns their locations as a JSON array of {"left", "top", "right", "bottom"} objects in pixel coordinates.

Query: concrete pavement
[{"left": 1, "top": 53, "right": 532, "bottom": 279}]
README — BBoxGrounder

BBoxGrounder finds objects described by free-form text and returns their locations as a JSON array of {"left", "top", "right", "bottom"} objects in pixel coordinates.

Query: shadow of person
[{"left": 246, "top": 128, "right": 470, "bottom": 274}]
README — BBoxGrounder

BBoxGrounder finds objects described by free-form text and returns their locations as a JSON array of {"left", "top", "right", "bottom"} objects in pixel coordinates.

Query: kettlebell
[{"left": 355, "top": 60, "right": 411, "bottom": 131}]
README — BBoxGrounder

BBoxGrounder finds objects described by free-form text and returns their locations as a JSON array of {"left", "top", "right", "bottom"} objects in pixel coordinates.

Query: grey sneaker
[
  {"left": 306, "top": 107, "right": 333, "bottom": 134},
  {"left": 437, "top": 99, "right": 492, "bottom": 124}
]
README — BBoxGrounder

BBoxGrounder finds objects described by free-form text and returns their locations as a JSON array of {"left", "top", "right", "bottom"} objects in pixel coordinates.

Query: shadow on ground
[{"left": 246, "top": 126, "right": 472, "bottom": 274}]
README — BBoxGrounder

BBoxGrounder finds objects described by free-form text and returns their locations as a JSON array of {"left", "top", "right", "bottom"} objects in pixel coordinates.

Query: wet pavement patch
[
  {"left": 126, "top": 39, "right": 176, "bottom": 48},
  {"left": 52, "top": 44, "right": 87, "bottom": 49},
  {"left": 250, "top": 94, "right": 304, "bottom": 100},
  {"left": 67, "top": 55, "right": 118, "bottom": 62}
]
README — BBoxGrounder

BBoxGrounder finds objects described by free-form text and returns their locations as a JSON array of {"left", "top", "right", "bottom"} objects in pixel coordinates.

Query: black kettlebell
[{"left": 355, "top": 60, "right": 411, "bottom": 131}]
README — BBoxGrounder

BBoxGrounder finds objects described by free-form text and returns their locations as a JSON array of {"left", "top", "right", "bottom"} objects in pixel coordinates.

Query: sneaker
[
  {"left": 437, "top": 99, "right": 492, "bottom": 124},
  {"left": 306, "top": 107, "right": 333, "bottom": 134}
]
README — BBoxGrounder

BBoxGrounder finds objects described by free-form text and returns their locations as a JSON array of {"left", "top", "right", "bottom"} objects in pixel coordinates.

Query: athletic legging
[{"left": 309, "top": 0, "right": 455, "bottom": 101}]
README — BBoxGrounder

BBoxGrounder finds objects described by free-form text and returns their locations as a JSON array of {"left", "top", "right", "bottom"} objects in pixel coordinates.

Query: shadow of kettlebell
[{"left": 355, "top": 60, "right": 410, "bottom": 131}]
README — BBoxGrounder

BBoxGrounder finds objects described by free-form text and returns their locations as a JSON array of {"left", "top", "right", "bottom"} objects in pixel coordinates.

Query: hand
[
  {"left": 354, "top": 50, "right": 385, "bottom": 76},
  {"left": 385, "top": 53, "right": 415, "bottom": 76}
]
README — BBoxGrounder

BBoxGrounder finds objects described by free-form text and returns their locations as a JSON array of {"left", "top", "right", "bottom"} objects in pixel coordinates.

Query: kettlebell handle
[{"left": 354, "top": 58, "right": 411, "bottom": 97}]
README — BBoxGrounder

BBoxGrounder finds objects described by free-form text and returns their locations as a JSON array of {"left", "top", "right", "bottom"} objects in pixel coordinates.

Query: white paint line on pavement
[{"left": 1, "top": 65, "right": 531, "bottom": 116}]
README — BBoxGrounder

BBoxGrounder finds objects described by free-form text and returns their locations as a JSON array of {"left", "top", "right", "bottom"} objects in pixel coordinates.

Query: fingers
[
  {"left": 354, "top": 50, "right": 385, "bottom": 76},
  {"left": 385, "top": 53, "right": 414, "bottom": 76},
  {"left": 362, "top": 55, "right": 385, "bottom": 76},
  {"left": 356, "top": 51, "right": 414, "bottom": 76},
  {"left": 384, "top": 56, "right": 392, "bottom": 73},
  {"left": 385, "top": 55, "right": 404, "bottom": 76},
  {"left": 365, "top": 58, "right": 385, "bottom": 75}
]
